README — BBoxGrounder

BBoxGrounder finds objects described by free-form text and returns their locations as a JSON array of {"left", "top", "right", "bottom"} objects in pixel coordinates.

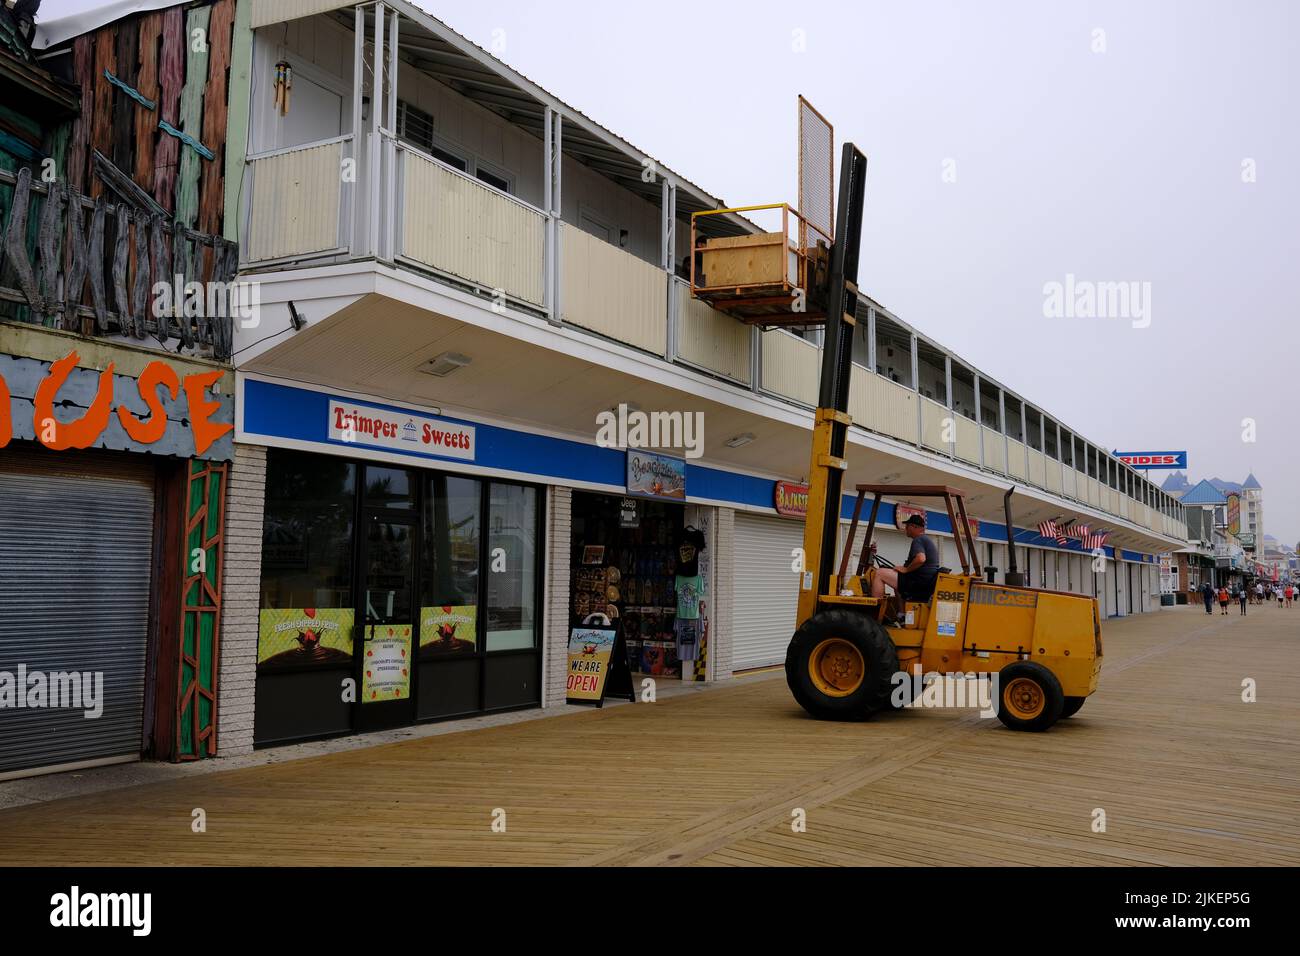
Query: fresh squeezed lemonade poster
[
  {"left": 257, "top": 608, "right": 355, "bottom": 668},
  {"left": 363, "top": 624, "right": 412, "bottom": 702},
  {"left": 419, "top": 605, "right": 477, "bottom": 653}
]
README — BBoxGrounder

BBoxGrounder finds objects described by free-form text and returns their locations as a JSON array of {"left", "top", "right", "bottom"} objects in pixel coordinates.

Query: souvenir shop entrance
[{"left": 569, "top": 492, "right": 698, "bottom": 680}]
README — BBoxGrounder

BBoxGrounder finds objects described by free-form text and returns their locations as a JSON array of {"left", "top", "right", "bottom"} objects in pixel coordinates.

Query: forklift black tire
[
  {"left": 786, "top": 608, "right": 899, "bottom": 721},
  {"left": 996, "top": 661, "right": 1065, "bottom": 732},
  {"left": 1060, "top": 696, "right": 1086, "bottom": 718}
]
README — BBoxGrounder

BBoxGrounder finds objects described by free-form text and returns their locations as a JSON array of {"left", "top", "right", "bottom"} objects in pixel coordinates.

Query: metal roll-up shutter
[
  {"left": 732, "top": 513, "right": 803, "bottom": 671},
  {"left": 0, "top": 450, "right": 156, "bottom": 778}
]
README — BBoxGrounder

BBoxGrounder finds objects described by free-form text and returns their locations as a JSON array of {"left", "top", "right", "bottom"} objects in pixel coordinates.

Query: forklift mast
[{"left": 796, "top": 142, "right": 869, "bottom": 627}]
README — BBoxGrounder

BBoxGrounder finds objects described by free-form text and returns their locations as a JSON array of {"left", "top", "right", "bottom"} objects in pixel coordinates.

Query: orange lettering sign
[
  {"left": 117, "top": 362, "right": 181, "bottom": 444},
  {"left": 0, "top": 349, "right": 230, "bottom": 458},
  {"left": 33, "top": 351, "right": 115, "bottom": 450}
]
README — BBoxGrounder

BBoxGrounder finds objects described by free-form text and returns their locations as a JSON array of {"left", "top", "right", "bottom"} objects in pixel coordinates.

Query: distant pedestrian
[
  {"left": 1239, "top": 587, "right": 1248, "bottom": 615},
  {"left": 1286, "top": 585, "right": 1294, "bottom": 608},
  {"left": 1278, "top": 587, "right": 1285, "bottom": 608},
  {"left": 1218, "top": 586, "right": 1230, "bottom": 614},
  {"left": 1256, "top": 582, "right": 1265, "bottom": 605},
  {"left": 1202, "top": 581, "right": 1215, "bottom": 614}
]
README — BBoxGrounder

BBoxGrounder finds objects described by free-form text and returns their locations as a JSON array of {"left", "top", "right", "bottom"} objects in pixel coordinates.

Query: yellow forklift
[{"left": 693, "top": 122, "right": 1102, "bottom": 731}]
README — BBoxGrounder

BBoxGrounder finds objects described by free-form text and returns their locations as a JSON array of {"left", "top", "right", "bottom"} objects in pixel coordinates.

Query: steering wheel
[{"left": 870, "top": 550, "right": 895, "bottom": 570}]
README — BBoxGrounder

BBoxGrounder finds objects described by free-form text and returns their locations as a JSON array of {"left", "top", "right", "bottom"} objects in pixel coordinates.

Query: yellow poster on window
[
  {"left": 362, "top": 624, "right": 412, "bottom": 702},
  {"left": 419, "top": 605, "right": 477, "bottom": 653},
  {"left": 258, "top": 608, "right": 354, "bottom": 668}
]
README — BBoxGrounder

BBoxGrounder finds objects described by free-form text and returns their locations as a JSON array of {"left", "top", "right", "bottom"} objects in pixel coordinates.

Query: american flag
[
  {"left": 1055, "top": 520, "right": 1075, "bottom": 545},
  {"left": 1069, "top": 523, "right": 1090, "bottom": 542},
  {"left": 1084, "top": 530, "right": 1110, "bottom": 550},
  {"left": 1038, "top": 519, "right": 1059, "bottom": 540}
]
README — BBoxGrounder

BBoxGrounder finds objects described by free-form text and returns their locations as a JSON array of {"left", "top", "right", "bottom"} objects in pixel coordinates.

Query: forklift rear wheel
[
  {"left": 996, "top": 661, "right": 1064, "bottom": 732},
  {"left": 786, "top": 608, "right": 899, "bottom": 721},
  {"left": 1060, "top": 696, "right": 1086, "bottom": 718}
]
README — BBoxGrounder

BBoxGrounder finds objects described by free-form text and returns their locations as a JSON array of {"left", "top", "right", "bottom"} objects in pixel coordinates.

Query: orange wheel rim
[
  {"left": 808, "top": 638, "right": 865, "bottom": 697},
  {"left": 1004, "top": 676, "right": 1045, "bottom": 719}
]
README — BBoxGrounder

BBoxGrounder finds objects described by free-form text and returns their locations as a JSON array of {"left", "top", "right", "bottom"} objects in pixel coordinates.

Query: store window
[
  {"left": 486, "top": 483, "right": 539, "bottom": 651},
  {"left": 257, "top": 448, "right": 543, "bottom": 743},
  {"left": 259, "top": 450, "right": 357, "bottom": 668},
  {"left": 420, "top": 474, "right": 481, "bottom": 657},
  {"left": 365, "top": 466, "right": 415, "bottom": 510}
]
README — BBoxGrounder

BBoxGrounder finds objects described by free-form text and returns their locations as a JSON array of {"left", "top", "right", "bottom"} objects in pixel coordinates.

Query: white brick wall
[
  {"left": 217, "top": 443, "right": 266, "bottom": 756},
  {"left": 542, "top": 485, "right": 571, "bottom": 706},
  {"left": 713, "top": 506, "right": 735, "bottom": 681}
]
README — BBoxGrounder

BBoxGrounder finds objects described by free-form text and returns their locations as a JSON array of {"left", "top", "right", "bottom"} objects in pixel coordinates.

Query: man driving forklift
[{"left": 868, "top": 514, "right": 941, "bottom": 617}]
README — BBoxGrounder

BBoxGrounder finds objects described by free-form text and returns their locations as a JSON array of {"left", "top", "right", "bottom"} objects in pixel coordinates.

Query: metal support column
[
  {"left": 911, "top": 333, "right": 921, "bottom": 447},
  {"left": 663, "top": 178, "right": 677, "bottom": 361},
  {"left": 384, "top": 7, "right": 398, "bottom": 261},
  {"left": 350, "top": 5, "right": 364, "bottom": 255},
  {"left": 866, "top": 306, "right": 876, "bottom": 372},
  {"left": 999, "top": 389, "right": 1009, "bottom": 473},
  {"left": 367, "top": 3, "right": 385, "bottom": 258},
  {"left": 552, "top": 112, "right": 563, "bottom": 324},
  {"left": 944, "top": 353, "right": 954, "bottom": 457}
]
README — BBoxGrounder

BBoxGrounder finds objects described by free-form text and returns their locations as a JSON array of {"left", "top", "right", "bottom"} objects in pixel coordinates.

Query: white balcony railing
[
  {"left": 851, "top": 367, "right": 918, "bottom": 445},
  {"left": 1007, "top": 438, "right": 1027, "bottom": 479},
  {"left": 955, "top": 415, "right": 980, "bottom": 464},
  {"left": 397, "top": 142, "right": 546, "bottom": 307},
  {"left": 983, "top": 427, "right": 1006, "bottom": 475},
  {"left": 561, "top": 223, "right": 666, "bottom": 354},
  {"left": 920, "top": 397, "right": 949, "bottom": 452},
  {"left": 761, "top": 330, "right": 819, "bottom": 406},
  {"left": 674, "top": 278, "right": 751, "bottom": 384},
  {"left": 244, "top": 136, "right": 353, "bottom": 265}
]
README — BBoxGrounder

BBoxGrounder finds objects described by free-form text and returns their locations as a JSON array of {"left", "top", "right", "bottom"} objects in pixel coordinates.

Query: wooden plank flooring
[{"left": 0, "top": 606, "right": 1296, "bottom": 866}]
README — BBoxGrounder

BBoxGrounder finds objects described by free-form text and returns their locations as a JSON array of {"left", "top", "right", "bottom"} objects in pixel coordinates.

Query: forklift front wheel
[
  {"left": 786, "top": 608, "right": 899, "bottom": 721},
  {"left": 996, "top": 661, "right": 1064, "bottom": 732}
]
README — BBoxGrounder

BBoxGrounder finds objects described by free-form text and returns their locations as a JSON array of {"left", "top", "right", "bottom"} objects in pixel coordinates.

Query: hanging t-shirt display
[
  {"left": 675, "top": 574, "right": 705, "bottom": 619},
  {"left": 673, "top": 526, "right": 708, "bottom": 661}
]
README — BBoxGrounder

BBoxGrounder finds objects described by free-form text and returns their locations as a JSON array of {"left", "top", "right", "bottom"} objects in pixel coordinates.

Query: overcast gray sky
[{"left": 39, "top": 0, "right": 1300, "bottom": 545}]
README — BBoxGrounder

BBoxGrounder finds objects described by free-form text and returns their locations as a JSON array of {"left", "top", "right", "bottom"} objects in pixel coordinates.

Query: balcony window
[
  {"left": 874, "top": 316, "right": 913, "bottom": 387},
  {"left": 1025, "top": 407, "right": 1043, "bottom": 451},
  {"left": 475, "top": 164, "right": 512, "bottom": 194},
  {"left": 397, "top": 100, "right": 435, "bottom": 153}
]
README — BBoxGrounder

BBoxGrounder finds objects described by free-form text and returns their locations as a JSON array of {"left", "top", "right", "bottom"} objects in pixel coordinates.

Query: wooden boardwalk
[{"left": 1, "top": 606, "right": 1296, "bottom": 866}]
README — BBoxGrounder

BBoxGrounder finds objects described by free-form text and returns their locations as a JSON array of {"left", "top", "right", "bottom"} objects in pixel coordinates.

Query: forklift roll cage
[{"left": 839, "top": 484, "right": 983, "bottom": 586}]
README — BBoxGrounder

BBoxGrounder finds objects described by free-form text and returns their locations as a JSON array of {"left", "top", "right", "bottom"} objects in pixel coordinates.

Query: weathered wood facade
[
  {"left": 59, "top": 0, "right": 237, "bottom": 229},
  {"left": 1, "top": 0, "right": 240, "bottom": 360},
  {"left": 0, "top": 167, "right": 238, "bottom": 359}
]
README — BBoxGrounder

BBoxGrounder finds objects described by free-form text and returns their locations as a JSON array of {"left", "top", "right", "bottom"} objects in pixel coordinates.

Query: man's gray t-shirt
[{"left": 907, "top": 534, "right": 940, "bottom": 580}]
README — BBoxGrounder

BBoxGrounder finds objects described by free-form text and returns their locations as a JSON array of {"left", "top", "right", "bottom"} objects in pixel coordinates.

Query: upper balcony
[{"left": 234, "top": 1, "right": 1186, "bottom": 550}]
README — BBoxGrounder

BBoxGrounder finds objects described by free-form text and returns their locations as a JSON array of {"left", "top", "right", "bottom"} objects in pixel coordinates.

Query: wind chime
[{"left": 273, "top": 60, "right": 293, "bottom": 116}]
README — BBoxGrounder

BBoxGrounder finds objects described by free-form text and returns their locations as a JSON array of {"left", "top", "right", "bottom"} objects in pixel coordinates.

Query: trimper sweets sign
[{"left": 329, "top": 399, "right": 475, "bottom": 460}]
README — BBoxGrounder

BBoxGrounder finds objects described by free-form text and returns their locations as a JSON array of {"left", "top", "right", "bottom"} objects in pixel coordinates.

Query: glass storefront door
[{"left": 356, "top": 512, "right": 416, "bottom": 730}]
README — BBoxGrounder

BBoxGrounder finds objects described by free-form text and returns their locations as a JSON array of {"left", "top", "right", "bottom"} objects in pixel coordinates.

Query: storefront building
[
  {"left": 0, "top": 332, "right": 235, "bottom": 779},
  {"left": 1, "top": 0, "right": 246, "bottom": 777},
  {"left": 207, "top": 0, "right": 1189, "bottom": 753}
]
